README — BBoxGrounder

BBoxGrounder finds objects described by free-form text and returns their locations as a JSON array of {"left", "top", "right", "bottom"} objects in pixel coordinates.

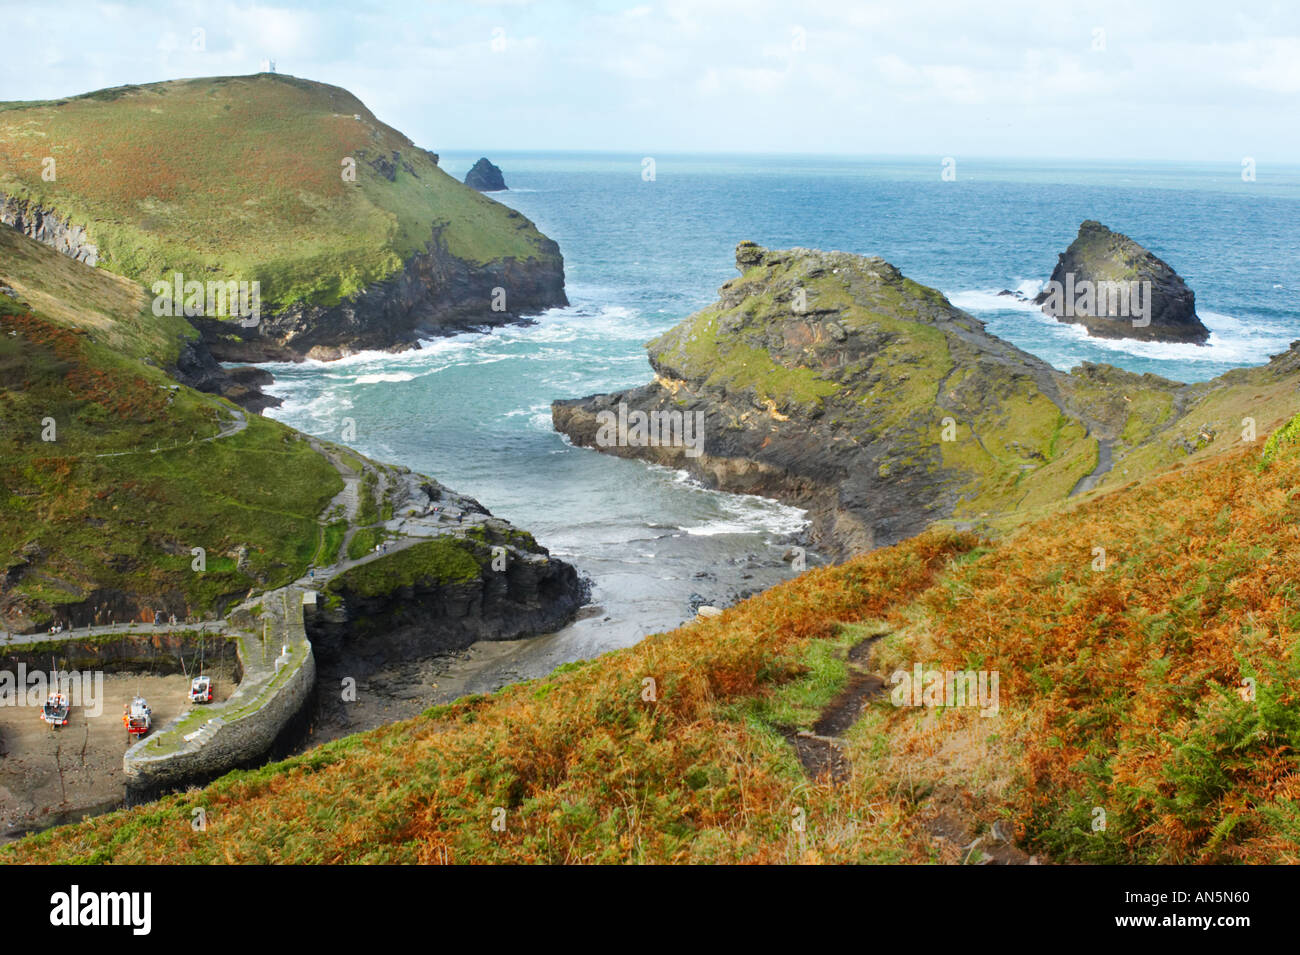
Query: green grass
[
  {"left": 314, "top": 521, "right": 348, "bottom": 566},
  {"left": 0, "top": 74, "right": 558, "bottom": 314},
  {"left": 356, "top": 470, "right": 381, "bottom": 527},
  {"left": 1260, "top": 410, "right": 1300, "bottom": 469},
  {"left": 740, "top": 622, "right": 886, "bottom": 731},
  {"left": 345, "top": 526, "right": 385, "bottom": 561},
  {"left": 0, "top": 227, "right": 194, "bottom": 366},
  {"left": 327, "top": 537, "right": 485, "bottom": 597}
]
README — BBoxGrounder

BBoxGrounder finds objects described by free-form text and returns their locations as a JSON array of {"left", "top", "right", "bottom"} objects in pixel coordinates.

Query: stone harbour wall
[{"left": 123, "top": 587, "right": 315, "bottom": 798}]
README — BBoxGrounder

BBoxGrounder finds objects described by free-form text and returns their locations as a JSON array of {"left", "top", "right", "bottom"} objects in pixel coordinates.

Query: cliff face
[
  {"left": 554, "top": 242, "right": 1300, "bottom": 561},
  {"left": 1033, "top": 220, "right": 1209, "bottom": 344},
  {"left": 1, "top": 188, "right": 566, "bottom": 364},
  {"left": 194, "top": 220, "right": 567, "bottom": 362},
  {"left": 0, "top": 194, "right": 98, "bottom": 266}
]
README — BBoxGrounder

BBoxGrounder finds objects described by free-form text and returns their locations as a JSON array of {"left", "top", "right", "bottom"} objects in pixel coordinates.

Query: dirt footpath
[{"left": 0, "top": 672, "right": 232, "bottom": 840}]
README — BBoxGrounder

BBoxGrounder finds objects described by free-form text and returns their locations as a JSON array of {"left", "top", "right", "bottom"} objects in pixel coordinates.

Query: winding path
[{"left": 92, "top": 405, "right": 248, "bottom": 459}]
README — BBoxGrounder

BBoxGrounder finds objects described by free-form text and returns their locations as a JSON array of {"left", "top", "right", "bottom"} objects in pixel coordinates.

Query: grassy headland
[
  {"left": 559, "top": 244, "right": 1300, "bottom": 558},
  {"left": 0, "top": 74, "right": 557, "bottom": 314}
]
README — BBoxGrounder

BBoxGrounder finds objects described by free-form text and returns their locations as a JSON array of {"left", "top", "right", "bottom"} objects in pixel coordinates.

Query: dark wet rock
[
  {"left": 1033, "top": 220, "right": 1209, "bottom": 344},
  {"left": 171, "top": 336, "right": 282, "bottom": 412},
  {"left": 465, "top": 157, "right": 507, "bottom": 192}
]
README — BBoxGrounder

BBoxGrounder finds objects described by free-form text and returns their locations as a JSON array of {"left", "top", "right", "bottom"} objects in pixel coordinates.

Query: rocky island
[
  {"left": 464, "top": 157, "right": 508, "bottom": 192},
  {"left": 1033, "top": 220, "right": 1210, "bottom": 343}
]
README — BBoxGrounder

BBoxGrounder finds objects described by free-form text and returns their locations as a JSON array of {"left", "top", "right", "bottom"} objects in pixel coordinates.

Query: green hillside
[
  {"left": 0, "top": 226, "right": 341, "bottom": 622},
  {"left": 0, "top": 74, "right": 554, "bottom": 313},
  {"left": 7, "top": 416, "right": 1299, "bottom": 864}
]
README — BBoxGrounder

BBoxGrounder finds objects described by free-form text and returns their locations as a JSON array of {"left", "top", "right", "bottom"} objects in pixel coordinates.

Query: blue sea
[{"left": 262, "top": 153, "right": 1300, "bottom": 682}]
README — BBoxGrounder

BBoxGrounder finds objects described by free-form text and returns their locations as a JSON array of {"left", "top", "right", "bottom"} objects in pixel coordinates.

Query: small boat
[
  {"left": 41, "top": 692, "right": 70, "bottom": 727},
  {"left": 123, "top": 697, "right": 152, "bottom": 737},
  {"left": 189, "top": 675, "right": 213, "bottom": 704}
]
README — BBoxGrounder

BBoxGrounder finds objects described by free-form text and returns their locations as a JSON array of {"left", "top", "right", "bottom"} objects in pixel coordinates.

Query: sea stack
[
  {"left": 1034, "top": 220, "right": 1209, "bottom": 344},
  {"left": 465, "top": 157, "right": 508, "bottom": 192}
]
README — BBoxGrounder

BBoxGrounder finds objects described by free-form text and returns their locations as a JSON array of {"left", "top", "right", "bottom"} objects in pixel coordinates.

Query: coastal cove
[
  {"left": 260, "top": 151, "right": 1300, "bottom": 698},
  {"left": 9, "top": 0, "right": 1300, "bottom": 879},
  {"left": 5, "top": 0, "right": 1300, "bottom": 873}
]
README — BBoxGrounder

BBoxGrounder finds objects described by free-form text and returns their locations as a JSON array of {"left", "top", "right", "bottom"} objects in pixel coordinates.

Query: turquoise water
[{"left": 263, "top": 153, "right": 1300, "bottom": 663}]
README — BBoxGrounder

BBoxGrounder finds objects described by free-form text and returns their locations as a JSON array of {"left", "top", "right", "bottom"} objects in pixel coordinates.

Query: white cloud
[
  {"left": 696, "top": 65, "right": 789, "bottom": 97},
  {"left": 1, "top": 0, "right": 1298, "bottom": 159},
  {"left": 1236, "top": 37, "right": 1300, "bottom": 93}
]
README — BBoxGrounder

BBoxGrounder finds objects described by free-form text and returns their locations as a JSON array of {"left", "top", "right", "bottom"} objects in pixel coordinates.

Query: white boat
[
  {"left": 189, "top": 675, "right": 213, "bottom": 703},
  {"left": 123, "top": 697, "right": 152, "bottom": 737},
  {"left": 40, "top": 692, "right": 70, "bottom": 727}
]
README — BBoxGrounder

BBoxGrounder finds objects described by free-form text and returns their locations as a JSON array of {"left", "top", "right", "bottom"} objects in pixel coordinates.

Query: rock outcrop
[
  {"left": 0, "top": 194, "right": 98, "bottom": 266},
  {"left": 555, "top": 242, "right": 1106, "bottom": 560},
  {"left": 171, "top": 335, "right": 283, "bottom": 412},
  {"left": 308, "top": 521, "right": 587, "bottom": 669},
  {"left": 1033, "top": 220, "right": 1209, "bottom": 344},
  {"left": 553, "top": 242, "right": 1295, "bottom": 561},
  {"left": 465, "top": 157, "right": 507, "bottom": 192}
]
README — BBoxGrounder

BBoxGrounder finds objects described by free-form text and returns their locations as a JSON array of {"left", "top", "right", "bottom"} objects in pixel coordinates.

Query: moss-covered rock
[
  {"left": 313, "top": 527, "right": 586, "bottom": 662},
  {"left": 327, "top": 538, "right": 485, "bottom": 597},
  {"left": 554, "top": 242, "right": 1300, "bottom": 559}
]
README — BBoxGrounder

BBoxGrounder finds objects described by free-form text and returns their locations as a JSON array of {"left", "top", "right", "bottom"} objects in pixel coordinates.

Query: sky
[{"left": 1, "top": 0, "right": 1298, "bottom": 161}]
